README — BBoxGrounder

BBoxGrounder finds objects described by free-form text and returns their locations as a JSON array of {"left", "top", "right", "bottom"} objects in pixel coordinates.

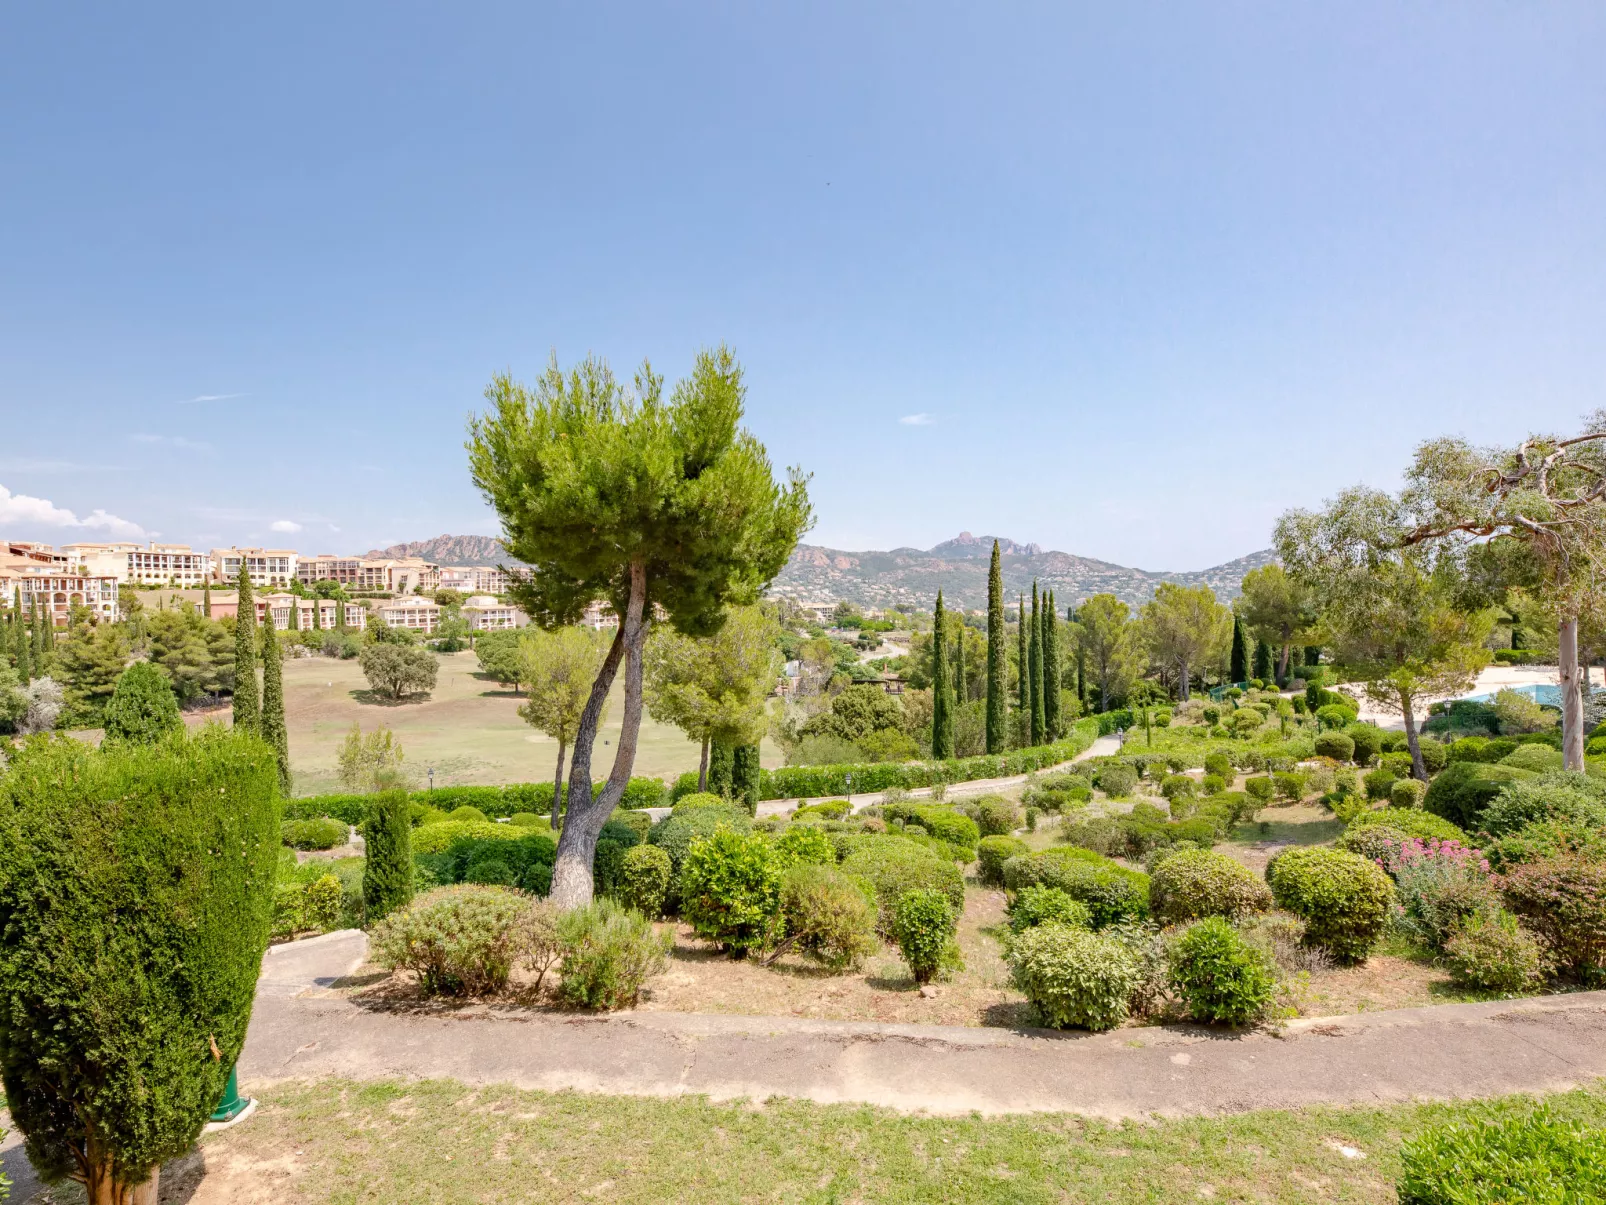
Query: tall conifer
[
  {"left": 232, "top": 565, "right": 260, "bottom": 735},
  {"left": 985, "top": 541, "right": 1006, "bottom": 753},
  {"left": 259, "top": 605, "right": 291, "bottom": 792},
  {"left": 1029, "top": 582, "right": 1045, "bottom": 745},
  {"left": 1017, "top": 594, "right": 1028, "bottom": 744},
  {"left": 287, "top": 592, "right": 300, "bottom": 631},
  {"left": 1043, "top": 589, "right": 1061, "bottom": 739},
  {"left": 202, "top": 579, "right": 212, "bottom": 619},
  {"left": 954, "top": 615, "right": 966, "bottom": 704},
  {"left": 931, "top": 591, "right": 953, "bottom": 759},
  {"left": 1229, "top": 616, "right": 1248, "bottom": 685}
]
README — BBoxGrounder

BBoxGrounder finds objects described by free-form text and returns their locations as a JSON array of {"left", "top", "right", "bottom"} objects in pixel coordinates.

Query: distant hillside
[
  {"left": 365, "top": 534, "right": 522, "bottom": 566},
  {"left": 770, "top": 532, "right": 1275, "bottom": 610}
]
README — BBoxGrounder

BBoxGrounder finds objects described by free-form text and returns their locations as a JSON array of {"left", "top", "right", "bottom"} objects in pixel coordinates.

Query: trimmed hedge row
[
  {"left": 756, "top": 718, "right": 1100, "bottom": 801},
  {"left": 284, "top": 776, "right": 669, "bottom": 824}
]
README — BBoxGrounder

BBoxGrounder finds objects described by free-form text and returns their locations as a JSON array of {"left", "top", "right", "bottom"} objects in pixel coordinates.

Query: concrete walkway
[
  {"left": 642, "top": 733, "right": 1123, "bottom": 822},
  {"left": 238, "top": 930, "right": 1606, "bottom": 1120}
]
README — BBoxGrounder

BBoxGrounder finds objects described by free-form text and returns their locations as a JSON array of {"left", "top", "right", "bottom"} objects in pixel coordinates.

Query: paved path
[
  {"left": 642, "top": 733, "right": 1123, "bottom": 822},
  {"left": 238, "top": 930, "right": 1606, "bottom": 1120}
]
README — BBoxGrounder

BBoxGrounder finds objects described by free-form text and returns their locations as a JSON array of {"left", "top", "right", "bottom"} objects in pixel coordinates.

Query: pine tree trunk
[
  {"left": 1560, "top": 614, "right": 1584, "bottom": 771},
  {"left": 552, "top": 738, "right": 567, "bottom": 822},
  {"left": 549, "top": 563, "right": 648, "bottom": 907},
  {"left": 1402, "top": 694, "right": 1427, "bottom": 782},
  {"left": 697, "top": 736, "right": 710, "bottom": 791},
  {"left": 1179, "top": 663, "right": 1190, "bottom": 702}
]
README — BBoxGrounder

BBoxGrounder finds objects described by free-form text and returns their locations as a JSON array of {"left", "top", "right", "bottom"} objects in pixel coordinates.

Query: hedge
[
  {"left": 1423, "top": 763, "right": 1537, "bottom": 831},
  {"left": 758, "top": 719, "right": 1099, "bottom": 800},
  {"left": 284, "top": 776, "right": 669, "bottom": 824}
]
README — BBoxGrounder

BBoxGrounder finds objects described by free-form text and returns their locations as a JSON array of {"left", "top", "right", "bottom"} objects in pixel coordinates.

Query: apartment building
[
  {"left": 374, "top": 597, "right": 441, "bottom": 633},
  {"left": 438, "top": 565, "right": 514, "bottom": 595},
  {"left": 256, "top": 594, "right": 369, "bottom": 632},
  {"left": 462, "top": 595, "right": 525, "bottom": 630},
  {"left": 580, "top": 599, "right": 619, "bottom": 630},
  {"left": 298, "top": 554, "right": 439, "bottom": 595},
  {"left": 0, "top": 546, "right": 119, "bottom": 625},
  {"left": 294, "top": 555, "right": 366, "bottom": 587},
  {"left": 211, "top": 547, "right": 297, "bottom": 588}
]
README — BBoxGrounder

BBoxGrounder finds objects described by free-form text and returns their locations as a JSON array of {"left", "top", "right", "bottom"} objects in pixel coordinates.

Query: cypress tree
[
  {"left": 363, "top": 789, "right": 414, "bottom": 923},
  {"left": 707, "top": 738, "right": 735, "bottom": 798},
  {"left": 336, "top": 598, "right": 347, "bottom": 631},
  {"left": 1017, "top": 594, "right": 1028, "bottom": 743},
  {"left": 312, "top": 594, "right": 322, "bottom": 630},
  {"left": 202, "top": 579, "right": 212, "bottom": 619},
  {"left": 1043, "top": 589, "right": 1061, "bottom": 739},
  {"left": 1029, "top": 582, "right": 1045, "bottom": 746},
  {"left": 732, "top": 743, "right": 761, "bottom": 815},
  {"left": 103, "top": 662, "right": 184, "bottom": 746},
  {"left": 13, "top": 590, "right": 29, "bottom": 681},
  {"left": 287, "top": 593, "right": 300, "bottom": 631},
  {"left": 985, "top": 540, "right": 1006, "bottom": 754},
  {"left": 232, "top": 565, "right": 260, "bottom": 736},
  {"left": 931, "top": 591, "right": 953, "bottom": 759},
  {"left": 1253, "top": 638, "right": 1273, "bottom": 683},
  {"left": 954, "top": 615, "right": 966, "bottom": 704},
  {"left": 1229, "top": 617, "right": 1248, "bottom": 685},
  {"left": 259, "top": 607, "right": 290, "bottom": 793}
]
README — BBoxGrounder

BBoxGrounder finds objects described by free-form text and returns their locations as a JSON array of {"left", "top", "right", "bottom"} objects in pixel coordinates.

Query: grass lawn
[
  {"left": 254, "top": 651, "right": 785, "bottom": 795},
  {"left": 147, "top": 1078, "right": 1606, "bottom": 1204}
]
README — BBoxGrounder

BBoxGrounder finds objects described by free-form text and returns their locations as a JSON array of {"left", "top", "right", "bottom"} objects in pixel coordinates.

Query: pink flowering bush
[{"left": 1377, "top": 837, "right": 1497, "bottom": 952}]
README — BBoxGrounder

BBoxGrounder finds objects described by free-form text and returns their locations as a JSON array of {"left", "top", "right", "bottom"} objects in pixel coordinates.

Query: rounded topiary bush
[
  {"left": 1002, "top": 849, "right": 1149, "bottom": 927},
  {"left": 1007, "top": 924, "right": 1142, "bottom": 1031},
  {"left": 679, "top": 828, "right": 783, "bottom": 956},
  {"left": 1095, "top": 763, "right": 1138, "bottom": 798},
  {"left": 447, "top": 805, "right": 490, "bottom": 825},
  {"left": 977, "top": 834, "right": 1030, "bottom": 886},
  {"left": 892, "top": 888, "right": 956, "bottom": 985},
  {"left": 773, "top": 824, "right": 837, "bottom": 869},
  {"left": 672, "top": 792, "right": 731, "bottom": 813},
  {"left": 1007, "top": 884, "right": 1092, "bottom": 934},
  {"left": 777, "top": 863, "right": 878, "bottom": 970},
  {"left": 1266, "top": 847, "right": 1394, "bottom": 964},
  {"left": 1244, "top": 776, "right": 1275, "bottom": 806},
  {"left": 839, "top": 839, "right": 965, "bottom": 934},
  {"left": 1167, "top": 917, "right": 1277, "bottom": 1025},
  {"left": 370, "top": 884, "right": 528, "bottom": 996},
  {"left": 1500, "top": 744, "right": 1565, "bottom": 773},
  {"left": 970, "top": 795, "right": 1020, "bottom": 837},
  {"left": 1149, "top": 849, "right": 1274, "bottom": 924},
  {"left": 1314, "top": 732, "right": 1355, "bottom": 763},
  {"left": 1364, "top": 767, "right": 1399, "bottom": 800},
  {"left": 616, "top": 843, "right": 672, "bottom": 918},
  {"left": 556, "top": 898, "right": 672, "bottom": 1010},
  {"left": 1344, "top": 807, "right": 1468, "bottom": 844},
  {"left": 1442, "top": 909, "right": 1544, "bottom": 993},
  {"left": 1478, "top": 773, "right": 1606, "bottom": 838},
  {"left": 281, "top": 816, "right": 349, "bottom": 850},
  {"left": 1203, "top": 752, "right": 1235, "bottom": 780},
  {"left": 102, "top": 661, "right": 184, "bottom": 747},
  {"left": 1500, "top": 855, "right": 1606, "bottom": 980},
  {"left": 1390, "top": 778, "right": 1427, "bottom": 809},
  {"left": 0, "top": 729, "right": 279, "bottom": 1201},
  {"left": 463, "top": 856, "right": 517, "bottom": 886},
  {"left": 1345, "top": 723, "right": 1383, "bottom": 766},
  {"left": 1160, "top": 774, "right": 1196, "bottom": 802},
  {"left": 1424, "top": 762, "right": 1537, "bottom": 831}
]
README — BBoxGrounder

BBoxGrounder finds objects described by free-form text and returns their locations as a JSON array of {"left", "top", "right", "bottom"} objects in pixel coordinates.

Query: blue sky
[{"left": 2, "top": 3, "right": 1602, "bottom": 570}]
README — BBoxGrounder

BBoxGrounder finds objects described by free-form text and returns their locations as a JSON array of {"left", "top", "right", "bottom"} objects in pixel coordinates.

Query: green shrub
[
  {"left": 892, "top": 888, "right": 956, "bottom": 984},
  {"left": 977, "top": 835, "right": 1030, "bottom": 886},
  {"left": 1243, "top": 776, "right": 1274, "bottom": 806},
  {"left": 556, "top": 898, "right": 672, "bottom": 1010},
  {"left": 774, "top": 824, "right": 837, "bottom": 869},
  {"left": 1501, "top": 855, "right": 1606, "bottom": 980},
  {"left": 463, "top": 857, "right": 517, "bottom": 885},
  {"left": 282, "top": 816, "right": 349, "bottom": 850},
  {"left": 1203, "top": 752, "right": 1234, "bottom": 780},
  {"left": 673, "top": 792, "right": 730, "bottom": 813},
  {"left": 1390, "top": 778, "right": 1427, "bottom": 809},
  {"left": 1501, "top": 744, "right": 1565, "bottom": 773},
  {"left": 101, "top": 661, "right": 183, "bottom": 746},
  {"left": 1058, "top": 814, "right": 1126, "bottom": 858},
  {"left": 1364, "top": 767, "right": 1399, "bottom": 800},
  {"left": 1200, "top": 773, "right": 1226, "bottom": 794},
  {"left": 1315, "top": 702, "right": 1358, "bottom": 730},
  {"left": 1095, "top": 762, "right": 1138, "bottom": 798},
  {"left": 776, "top": 864, "right": 878, "bottom": 970},
  {"left": 1159, "top": 774, "right": 1196, "bottom": 802},
  {"left": 1149, "top": 849, "right": 1273, "bottom": 923},
  {"left": 1417, "top": 740, "right": 1448, "bottom": 774},
  {"left": 881, "top": 803, "right": 981, "bottom": 851},
  {"left": 1008, "top": 924, "right": 1142, "bottom": 1031},
  {"left": 679, "top": 828, "right": 783, "bottom": 956},
  {"left": 1484, "top": 819, "right": 1606, "bottom": 873},
  {"left": 648, "top": 806, "right": 753, "bottom": 904},
  {"left": 839, "top": 839, "right": 965, "bottom": 934},
  {"left": 1442, "top": 909, "right": 1544, "bottom": 993},
  {"left": 508, "top": 811, "right": 545, "bottom": 827},
  {"left": 1313, "top": 732, "right": 1355, "bottom": 762},
  {"left": 1345, "top": 723, "right": 1382, "bottom": 766},
  {"left": 1424, "top": 762, "right": 1537, "bottom": 830},
  {"left": 370, "top": 884, "right": 527, "bottom": 996},
  {"left": 302, "top": 874, "right": 343, "bottom": 931},
  {"left": 446, "top": 805, "right": 489, "bottom": 825},
  {"left": 363, "top": 790, "right": 413, "bottom": 923},
  {"left": 616, "top": 844, "right": 672, "bottom": 918},
  {"left": 794, "top": 798, "right": 852, "bottom": 821},
  {"left": 1168, "top": 917, "right": 1277, "bottom": 1025},
  {"left": 1002, "top": 849, "right": 1150, "bottom": 927},
  {"left": 1272, "top": 771, "right": 1306, "bottom": 803},
  {"left": 969, "top": 795, "right": 1019, "bottom": 836},
  {"left": 1007, "top": 884, "right": 1092, "bottom": 934},
  {"left": 0, "top": 730, "right": 279, "bottom": 1198},
  {"left": 1344, "top": 807, "right": 1468, "bottom": 843},
  {"left": 1398, "top": 1102, "right": 1606, "bottom": 1204},
  {"left": 1266, "top": 847, "right": 1394, "bottom": 963},
  {"left": 1478, "top": 772, "right": 1606, "bottom": 838}
]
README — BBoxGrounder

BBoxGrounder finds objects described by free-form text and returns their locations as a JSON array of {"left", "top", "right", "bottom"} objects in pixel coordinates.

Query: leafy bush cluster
[
  {"left": 1266, "top": 847, "right": 1394, "bottom": 963},
  {"left": 283, "top": 776, "right": 669, "bottom": 824},
  {"left": 977, "top": 835, "right": 1030, "bottom": 886},
  {"left": 1167, "top": 917, "right": 1277, "bottom": 1025},
  {"left": 1149, "top": 849, "right": 1273, "bottom": 924},
  {"left": 892, "top": 888, "right": 957, "bottom": 985},
  {"left": 281, "top": 816, "right": 349, "bottom": 850},
  {"left": 1008, "top": 924, "right": 1142, "bottom": 1031},
  {"left": 1002, "top": 848, "right": 1150, "bottom": 927}
]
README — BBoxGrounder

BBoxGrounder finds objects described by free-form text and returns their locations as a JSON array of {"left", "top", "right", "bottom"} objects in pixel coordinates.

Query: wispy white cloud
[
  {"left": 132, "top": 433, "right": 214, "bottom": 453},
  {"left": 270, "top": 519, "right": 303, "bottom": 533},
  {"left": 0, "top": 483, "right": 148, "bottom": 539},
  {"left": 0, "top": 457, "right": 130, "bottom": 473},
  {"left": 175, "top": 393, "right": 245, "bottom": 405},
  {"left": 898, "top": 413, "right": 935, "bottom": 426}
]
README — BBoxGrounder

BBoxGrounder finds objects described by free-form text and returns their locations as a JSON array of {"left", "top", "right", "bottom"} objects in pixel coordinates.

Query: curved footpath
[
  {"left": 641, "top": 732, "right": 1125, "bottom": 822},
  {"left": 239, "top": 930, "right": 1606, "bottom": 1119}
]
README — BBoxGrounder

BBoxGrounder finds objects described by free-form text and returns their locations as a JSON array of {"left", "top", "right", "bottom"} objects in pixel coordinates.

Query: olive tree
[
  {"left": 1401, "top": 421, "right": 1606, "bottom": 769},
  {"left": 1277, "top": 486, "right": 1491, "bottom": 780},
  {"left": 0, "top": 729, "right": 279, "bottom": 1204},
  {"left": 468, "top": 348, "right": 811, "bottom": 905},
  {"left": 516, "top": 624, "right": 612, "bottom": 813}
]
